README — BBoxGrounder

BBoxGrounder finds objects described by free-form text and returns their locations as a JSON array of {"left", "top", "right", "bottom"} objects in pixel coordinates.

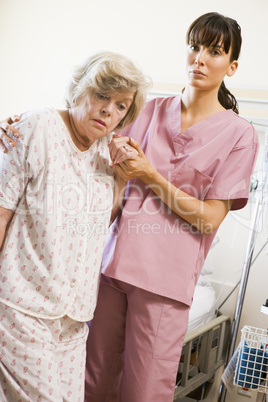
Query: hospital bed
[{"left": 173, "top": 269, "right": 231, "bottom": 401}]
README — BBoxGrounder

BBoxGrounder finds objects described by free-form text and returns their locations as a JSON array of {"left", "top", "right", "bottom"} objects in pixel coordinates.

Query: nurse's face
[{"left": 185, "top": 42, "right": 238, "bottom": 92}]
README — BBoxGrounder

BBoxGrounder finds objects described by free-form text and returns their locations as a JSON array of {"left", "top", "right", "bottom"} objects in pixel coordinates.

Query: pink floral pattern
[
  {"left": 0, "top": 305, "right": 88, "bottom": 401},
  {"left": 0, "top": 108, "right": 114, "bottom": 321}
]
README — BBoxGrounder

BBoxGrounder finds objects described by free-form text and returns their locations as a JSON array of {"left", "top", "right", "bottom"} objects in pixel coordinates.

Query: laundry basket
[{"left": 234, "top": 326, "right": 268, "bottom": 394}]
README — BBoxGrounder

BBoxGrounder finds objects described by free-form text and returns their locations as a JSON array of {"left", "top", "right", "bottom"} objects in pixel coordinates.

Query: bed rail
[{"left": 174, "top": 314, "right": 231, "bottom": 400}]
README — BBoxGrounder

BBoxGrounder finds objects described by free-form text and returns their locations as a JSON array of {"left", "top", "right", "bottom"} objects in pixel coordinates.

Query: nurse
[{"left": 84, "top": 12, "right": 259, "bottom": 402}]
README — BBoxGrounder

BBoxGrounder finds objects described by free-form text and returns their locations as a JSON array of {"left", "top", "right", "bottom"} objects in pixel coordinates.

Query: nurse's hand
[
  {"left": 0, "top": 115, "right": 21, "bottom": 153},
  {"left": 113, "top": 138, "right": 154, "bottom": 182},
  {"left": 109, "top": 134, "right": 139, "bottom": 164}
]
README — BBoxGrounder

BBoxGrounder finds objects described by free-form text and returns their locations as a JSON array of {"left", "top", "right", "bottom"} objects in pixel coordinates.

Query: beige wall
[{"left": 0, "top": 0, "right": 267, "bottom": 117}]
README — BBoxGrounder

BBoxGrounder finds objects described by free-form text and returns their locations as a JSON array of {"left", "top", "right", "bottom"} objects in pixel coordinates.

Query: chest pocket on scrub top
[{"left": 171, "top": 161, "right": 213, "bottom": 201}]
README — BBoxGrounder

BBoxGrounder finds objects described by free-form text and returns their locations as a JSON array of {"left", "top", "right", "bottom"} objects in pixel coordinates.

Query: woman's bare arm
[{"left": 0, "top": 206, "right": 14, "bottom": 250}]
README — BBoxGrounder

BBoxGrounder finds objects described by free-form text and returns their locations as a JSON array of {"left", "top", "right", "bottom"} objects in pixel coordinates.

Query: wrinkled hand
[
  {"left": 113, "top": 138, "right": 154, "bottom": 182},
  {"left": 109, "top": 134, "right": 139, "bottom": 164},
  {"left": 0, "top": 115, "right": 20, "bottom": 153}
]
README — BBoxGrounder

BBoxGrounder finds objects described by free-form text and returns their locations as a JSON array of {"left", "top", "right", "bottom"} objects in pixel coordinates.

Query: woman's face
[
  {"left": 185, "top": 42, "right": 238, "bottom": 91},
  {"left": 69, "top": 90, "right": 134, "bottom": 147}
]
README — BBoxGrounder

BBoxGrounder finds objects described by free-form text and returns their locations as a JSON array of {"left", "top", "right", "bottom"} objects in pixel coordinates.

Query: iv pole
[
  {"left": 218, "top": 197, "right": 262, "bottom": 402},
  {"left": 218, "top": 124, "right": 268, "bottom": 402}
]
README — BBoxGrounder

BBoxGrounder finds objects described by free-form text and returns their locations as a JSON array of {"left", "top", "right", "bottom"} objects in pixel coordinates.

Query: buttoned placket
[{"left": 68, "top": 152, "right": 88, "bottom": 309}]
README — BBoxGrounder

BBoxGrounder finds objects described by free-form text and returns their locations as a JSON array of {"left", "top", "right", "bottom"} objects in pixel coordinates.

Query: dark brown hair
[{"left": 186, "top": 12, "right": 242, "bottom": 114}]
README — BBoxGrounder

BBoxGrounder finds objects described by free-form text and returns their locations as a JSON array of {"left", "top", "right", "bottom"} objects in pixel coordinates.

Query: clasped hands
[{"left": 109, "top": 134, "right": 151, "bottom": 182}]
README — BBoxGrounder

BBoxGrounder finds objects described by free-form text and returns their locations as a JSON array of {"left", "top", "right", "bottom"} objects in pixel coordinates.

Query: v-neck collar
[{"left": 170, "top": 96, "right": 234, "bottom": 144}]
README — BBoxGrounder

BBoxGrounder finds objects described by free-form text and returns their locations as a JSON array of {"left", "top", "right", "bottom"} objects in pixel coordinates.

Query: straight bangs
[{"left": 187, "top": 17, "right": 232, "bottom": 54}]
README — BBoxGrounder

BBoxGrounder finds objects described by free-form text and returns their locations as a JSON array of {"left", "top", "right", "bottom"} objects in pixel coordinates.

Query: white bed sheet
[{"left": 187, "top": 275, "right": 216, "bottom": 333}]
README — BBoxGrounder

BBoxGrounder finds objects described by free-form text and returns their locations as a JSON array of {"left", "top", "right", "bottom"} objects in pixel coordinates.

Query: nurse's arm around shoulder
[{"left": 114, "top": 138, "right": 234, "bottom": 235}]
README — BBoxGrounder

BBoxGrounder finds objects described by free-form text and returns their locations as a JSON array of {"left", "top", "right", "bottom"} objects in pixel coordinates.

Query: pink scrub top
[{"left": 102, "top": 96, "right": 259, "bottom": 306}]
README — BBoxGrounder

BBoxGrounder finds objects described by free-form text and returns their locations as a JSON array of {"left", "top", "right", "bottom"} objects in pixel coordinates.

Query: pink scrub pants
[{"left": 85, "top": 274, "right": 190, "bottom": 402}]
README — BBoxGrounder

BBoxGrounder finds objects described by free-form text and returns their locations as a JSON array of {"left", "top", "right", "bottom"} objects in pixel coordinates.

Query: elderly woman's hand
[
  {"left": 109, "top": 134, "right": 139, "bottom": 164},
  {"left": 0, "top": 115, "right": 21, "bottom": 153}
]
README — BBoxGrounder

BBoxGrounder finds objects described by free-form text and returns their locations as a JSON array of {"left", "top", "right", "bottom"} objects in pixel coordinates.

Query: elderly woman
[{"left": 0, "top": 51, "right": 149, "bottom": 401}]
